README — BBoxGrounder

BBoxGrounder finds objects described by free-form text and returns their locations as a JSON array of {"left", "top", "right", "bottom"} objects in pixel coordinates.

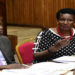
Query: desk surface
[{"left": 0, "top": 62, "right": 75, "bottom": 75}]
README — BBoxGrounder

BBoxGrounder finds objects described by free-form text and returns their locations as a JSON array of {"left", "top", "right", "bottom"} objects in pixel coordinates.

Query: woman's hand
[
  {"left": 34, "top": 39, "right": 70, "bottom": 60},
  {"left": 49, "top": 39, "right": 70, "bottom": 52}
]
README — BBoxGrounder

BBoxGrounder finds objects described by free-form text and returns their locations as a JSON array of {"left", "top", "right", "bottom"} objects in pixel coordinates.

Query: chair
[{"left": 16, "top": 37, "right": 35, "bottom": 64}]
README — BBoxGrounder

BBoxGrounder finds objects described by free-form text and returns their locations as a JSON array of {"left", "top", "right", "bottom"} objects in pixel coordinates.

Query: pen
[
  {"left": 71, "top": 69, "right": 75, "bottom": 71},
  {"left": 60, "top": 68, "right": 75, "bottom": 75}
]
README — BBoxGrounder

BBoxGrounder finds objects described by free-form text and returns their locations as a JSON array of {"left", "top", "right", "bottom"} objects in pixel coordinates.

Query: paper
[
  {"left": 53, "top": 56, "right": 75, "bottom": 63},
  {"left": 1, "top": 62, "right": 75, "bottom": 75}
]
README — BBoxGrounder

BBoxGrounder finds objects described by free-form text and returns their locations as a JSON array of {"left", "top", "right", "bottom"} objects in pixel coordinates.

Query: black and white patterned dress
[{"left": 34, "top": 28, "right": 75, "bottom": 63}]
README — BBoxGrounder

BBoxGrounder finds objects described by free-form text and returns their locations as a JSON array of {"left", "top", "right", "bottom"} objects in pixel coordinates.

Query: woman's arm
[{"left": 34, "top": 39, "right": 70, "bottom": 61}]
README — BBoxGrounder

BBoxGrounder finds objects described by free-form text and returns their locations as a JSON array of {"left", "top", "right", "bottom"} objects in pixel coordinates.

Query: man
[
  {"left": 0, "top": 35, "right": 15, "bottom": 65},
  {"left": 0, "top": 35, "right": 30, "bottom": 69},
  {"left": 0, "top": 17, "right": 15, "bottom": 65}
]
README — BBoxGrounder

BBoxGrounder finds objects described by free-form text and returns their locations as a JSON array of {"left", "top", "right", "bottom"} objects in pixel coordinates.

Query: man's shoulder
[{"left": 0, "top": 35, "right": 8, "bottom": 40}]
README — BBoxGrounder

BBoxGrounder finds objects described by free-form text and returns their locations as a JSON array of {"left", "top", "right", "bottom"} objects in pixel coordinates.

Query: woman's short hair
[{"left": 56, "top": 8, "right": 75, "bottom": 19}]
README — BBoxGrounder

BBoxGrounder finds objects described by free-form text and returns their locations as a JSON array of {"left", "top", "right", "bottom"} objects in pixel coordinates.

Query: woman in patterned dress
[{"left": 33, "top": 8, "right": 75, "bottom": 63}]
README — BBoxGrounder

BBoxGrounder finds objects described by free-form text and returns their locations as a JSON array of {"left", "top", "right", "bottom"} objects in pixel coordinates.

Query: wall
[
  {"left": 6, "top": 0, "right": 75, "bottom": 28},
  {"left": 0, "top": 0, "right": 7, "bottom": 35}
]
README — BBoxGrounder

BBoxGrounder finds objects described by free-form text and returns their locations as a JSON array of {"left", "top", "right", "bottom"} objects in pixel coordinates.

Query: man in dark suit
[
  {"left": 0, "top": 35, "right": 15, "bottom": 65},
  {"left": 0, "top": 35, "right": 30, "bottom": 69}
]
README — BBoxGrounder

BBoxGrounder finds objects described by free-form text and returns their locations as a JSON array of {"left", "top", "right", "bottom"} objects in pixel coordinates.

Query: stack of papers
[
  {"left": 53, "top": 56, "right": 75, "bottom": 63},
  {"left": 1, "top": 61, "right": 75, "bottom": 75}
]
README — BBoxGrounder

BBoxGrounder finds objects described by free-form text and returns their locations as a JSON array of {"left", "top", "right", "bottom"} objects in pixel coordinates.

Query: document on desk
[
  {"left": 1, "top": 62, "right": 75, "bottom": 75},
  {"left": 53, "top": 56, "right": 75, "bottom": 63}
]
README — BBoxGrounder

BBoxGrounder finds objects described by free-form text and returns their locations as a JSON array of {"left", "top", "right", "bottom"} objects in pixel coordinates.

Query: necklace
[{"left": 56, "top": 26, "right": 73, "bottom": 40}]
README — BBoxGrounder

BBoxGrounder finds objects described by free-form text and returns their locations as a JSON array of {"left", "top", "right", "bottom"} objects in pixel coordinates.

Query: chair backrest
[{"left": 16, "top": 42, "right": 34, "bottom": 64}]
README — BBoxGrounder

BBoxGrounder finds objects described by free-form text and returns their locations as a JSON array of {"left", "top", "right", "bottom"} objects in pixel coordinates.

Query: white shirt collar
[{"left": 49, "top": 28, "right": 75, "bottom": 36}]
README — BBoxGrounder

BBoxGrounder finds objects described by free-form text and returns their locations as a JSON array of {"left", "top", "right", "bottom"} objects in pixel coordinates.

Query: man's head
[{"left": 56, "top": 8, "right": 75, "bottom": 31}]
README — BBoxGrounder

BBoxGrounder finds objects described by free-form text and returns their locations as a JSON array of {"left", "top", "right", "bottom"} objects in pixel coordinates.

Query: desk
[{"left": 0, "top": 62, "right": 75, "bottom": 75}]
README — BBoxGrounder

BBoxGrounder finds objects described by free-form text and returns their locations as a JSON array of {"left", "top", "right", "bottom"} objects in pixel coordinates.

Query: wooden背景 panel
[{"left": 6, "top": 0, "right": 75, "bottom": 28}]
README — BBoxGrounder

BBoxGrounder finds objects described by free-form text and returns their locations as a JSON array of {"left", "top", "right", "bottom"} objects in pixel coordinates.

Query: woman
[{"left": 33, "top": 8, "right": 75, "bottom": 63}]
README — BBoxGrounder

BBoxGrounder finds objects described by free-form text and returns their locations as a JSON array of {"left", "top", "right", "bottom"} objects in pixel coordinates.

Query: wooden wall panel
[
  {"left": 6, "top": 0, "right": 75, "bottom": 28},
  {"left": 13, "top": 0, "right": 34, "bottom": 25},
  {"left": 0, "top": 0, "right": 7, "bottom": 35},
  {"left": 33, "top": 0, "right": 44, "bottom": 26},
  {"left": 6, "top": 0, "right": 13, "bottom": 23}
]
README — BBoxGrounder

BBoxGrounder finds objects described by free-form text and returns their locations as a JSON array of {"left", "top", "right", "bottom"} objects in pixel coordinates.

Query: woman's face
[{"left": 57, "top": 13, "right": 75, "bottom": 31}]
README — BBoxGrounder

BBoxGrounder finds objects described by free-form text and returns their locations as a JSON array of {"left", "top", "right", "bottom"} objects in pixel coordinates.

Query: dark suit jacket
[{"left": 0, "top": 35, "right": 15, "bottom": 64}]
